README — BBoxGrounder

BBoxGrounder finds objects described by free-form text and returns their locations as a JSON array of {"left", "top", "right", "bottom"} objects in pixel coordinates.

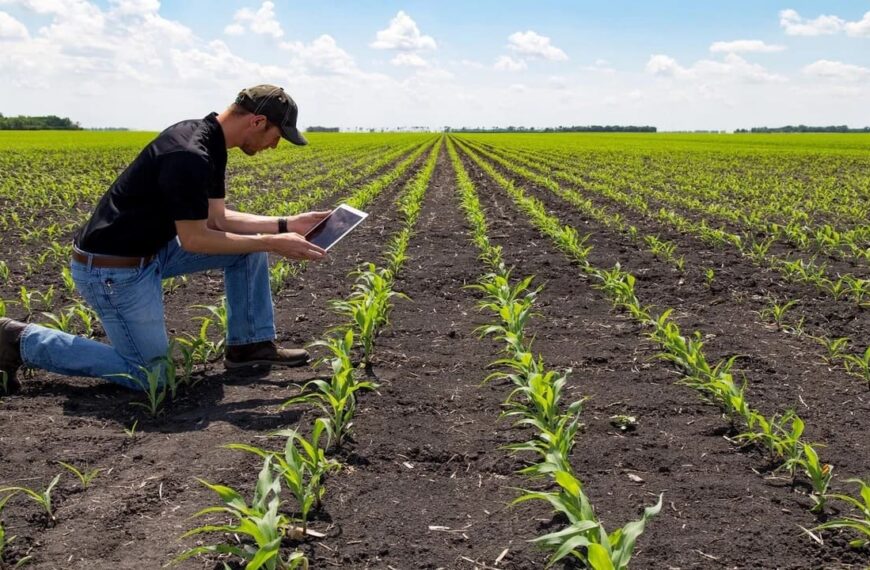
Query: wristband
[{"left": 277, "top": 217, "right": 288, "bottom": 233}]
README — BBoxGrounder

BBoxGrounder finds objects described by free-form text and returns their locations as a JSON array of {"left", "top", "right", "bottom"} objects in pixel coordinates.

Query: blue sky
[{"left": 1, "top": 1, "right": 869, "bottom": 130}]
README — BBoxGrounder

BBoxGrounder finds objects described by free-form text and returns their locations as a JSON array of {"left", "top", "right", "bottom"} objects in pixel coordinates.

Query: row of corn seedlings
[
  {"left": 466, "top": 138, "right": 870, "bottom": 308},
  {"left": 0, "top": 461, "right": 104, "bottom": 567},
  {"left": 167, "top": 139, "right": 443, "bottom": 569},
  {"left": 467, "top": 137, "right": 870, "bottom": 264},
  {"left": 448, "top": 137, "right": 662, "bottom": 569},
  {"left": 454, "top": 137, "right": 870, "bottom": 548},
  {"left": 456, "top": 137, "right": 870, "bottom": 390}
]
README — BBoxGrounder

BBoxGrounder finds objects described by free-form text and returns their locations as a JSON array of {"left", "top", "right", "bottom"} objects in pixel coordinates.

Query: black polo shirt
[{"left": 75, "top": 113, "right": 227, "bottom": 257}]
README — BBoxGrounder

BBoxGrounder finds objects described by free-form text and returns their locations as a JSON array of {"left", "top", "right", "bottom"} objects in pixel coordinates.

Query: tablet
[{"left": 304, "top": 204, "right": 369, "bottom": 251}]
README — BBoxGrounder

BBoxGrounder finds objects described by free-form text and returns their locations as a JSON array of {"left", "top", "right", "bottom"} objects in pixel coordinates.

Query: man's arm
[
  {"left": 175, "top": 219, "right": 326, "bottom": 260},
  {"left": 208, "top": 198, "right": 330, "bottom": 235}
]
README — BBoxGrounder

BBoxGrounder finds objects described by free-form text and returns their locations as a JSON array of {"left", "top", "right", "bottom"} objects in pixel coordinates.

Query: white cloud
[
  {"left": 779, "top": 9, "right": 845, "bottom": 36},
  {"left": 844, "top": 11, "right": 870, "bottom": 37},
  {"left": 280, "top": 34, "right": 358, "bottom": 75},
  {"left": 709, "top": 40, "right": 785, "bottom": 54},
  {"left": 494, "top": 55, "right": 527, "bottom": 71},
  {"left": 391, "top": 52, "right": 428, "bottom": 67},
  {"left": 224, "top": 1, "right": 283, "bottom": 39},
  {"left": 371, "top": 10, "right": 436, "bottom": 51},
  {"left": 0, "top": 11, "right": 29, "bottom": 39},
  {"left": 646, "top": 53, "right": 785, "bottom": 83},
  {"left": 803, "top": 59, "right": 870, "bottom": 81},
  {"left": 507, "top": 30, "right": 567, "bottom": 61},
  {"left": 646, "top": 54, "right": 686, "bottom": 77}
]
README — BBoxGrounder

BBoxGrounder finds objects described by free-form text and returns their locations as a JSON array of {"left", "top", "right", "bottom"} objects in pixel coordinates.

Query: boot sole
[{"left": 223, "top": 357, "right": 311, "bottom": 369}]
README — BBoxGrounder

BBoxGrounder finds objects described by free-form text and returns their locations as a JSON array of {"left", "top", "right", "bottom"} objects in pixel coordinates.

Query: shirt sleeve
[
  {"left": 158, "top": 152, "right": 212, "bottom": 220},
  {"left": 209, "top": 163, "right": 226, "bottom": 199}
]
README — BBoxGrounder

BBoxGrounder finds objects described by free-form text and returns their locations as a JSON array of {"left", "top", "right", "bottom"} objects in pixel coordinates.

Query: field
[{"left": 0, "top": 130, "right": 869, "bottom": 570}]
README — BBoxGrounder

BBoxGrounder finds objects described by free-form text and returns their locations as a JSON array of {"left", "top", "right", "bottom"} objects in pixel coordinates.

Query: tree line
[
  {"left": 737, "top": 125, "right": 870, "bottom": 133},
  {"left": 0, "top": 113, "right": 81, "bottom": 130}
]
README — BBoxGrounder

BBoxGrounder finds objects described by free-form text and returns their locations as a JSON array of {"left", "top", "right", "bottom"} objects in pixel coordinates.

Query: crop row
[
  {"left": 452, "top": 136, "right": 870, "bottom": 554},
  {"left": 456, "top": 137, "right": 870, "bottom": 389}
]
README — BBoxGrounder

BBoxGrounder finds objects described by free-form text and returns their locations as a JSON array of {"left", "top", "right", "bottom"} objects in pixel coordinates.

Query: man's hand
[
  {"left": 266, "top": 232, "right": 327, "bottom": 261},
  {"left": 288, "top": 210, "right": 332, "bottom": 235}
]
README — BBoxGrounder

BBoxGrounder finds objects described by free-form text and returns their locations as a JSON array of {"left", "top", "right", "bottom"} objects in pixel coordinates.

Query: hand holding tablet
[{"left": 304, "top": 204, "right": 368, "bottom": 251}]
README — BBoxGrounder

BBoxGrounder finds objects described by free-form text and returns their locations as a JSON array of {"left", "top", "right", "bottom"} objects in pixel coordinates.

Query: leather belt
[{"left": 72, "top": 248, "right": 154, "bottom": 269}]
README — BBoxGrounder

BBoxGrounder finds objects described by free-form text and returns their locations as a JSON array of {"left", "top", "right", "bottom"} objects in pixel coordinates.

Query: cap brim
[{"left": 280, "top": 125, "right": 308, "bottom": 146}]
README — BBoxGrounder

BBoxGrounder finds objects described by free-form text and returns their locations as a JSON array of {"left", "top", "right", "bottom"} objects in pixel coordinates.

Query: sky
[{"left": 0, "top": 0, "right": 869, "bottom": 131}]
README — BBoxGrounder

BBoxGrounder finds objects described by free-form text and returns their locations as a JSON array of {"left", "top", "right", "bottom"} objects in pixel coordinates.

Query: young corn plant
[
  {"left": 226, "top": 419, "right": 340, "bottom": 531},
  {"left": 57, "top": 462, "right": 101, "bottom": 490},
  {"left": 0, "top": 474, "right": 62, "bottom": 523},
  {"left": 843, "top": 345, "right": 870, "bottom": 388},
  {"left": 68, "top": 303, "right": 96, "bottom": 337},
  {"left": 330, "top": 264, "right": 405, "bottom": 366},
  {"left": 193, "top": 298, "right": 228, "bottom": 357},
  {"left": 174, "top": 457, "right": 309, "bottom": 570},
  {"left": 283, "top": 330, "right": 377, "bottom": 448},
  {"left": 813, "top": 478, "right": 870, "bottom": 549},
  {"left": 704, "top": 268, "right": 715, "bottom": 288},
  {"left": 270, "top": 259, "right": 300, "bottom": 295},
  {"left": 514, "top": 470, "right": 663, "bottom": 569},
  {"left": 816, "top": 336, "right": 849, "bottom": 364},
  {"left": 759, "top": 299, "right": 799, "bottom": 329},
  {"left": 785, "top": 443, "right": 834, "bottom": 513},
  {"left": 40, "top": 307, "right": 76, "bottom": 334},
  {"left": 114, "top": 361, "right": 168, "bottom": 417}
]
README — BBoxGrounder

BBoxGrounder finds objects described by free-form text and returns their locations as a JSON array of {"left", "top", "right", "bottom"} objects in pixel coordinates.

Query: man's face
[{"left": 240, "top": 116, "right": 282, "bottom": 156}]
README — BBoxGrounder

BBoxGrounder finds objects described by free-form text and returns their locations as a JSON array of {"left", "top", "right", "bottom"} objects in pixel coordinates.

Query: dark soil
[{"left": 0, "top": 140, "right": 868, "bottom": 570}]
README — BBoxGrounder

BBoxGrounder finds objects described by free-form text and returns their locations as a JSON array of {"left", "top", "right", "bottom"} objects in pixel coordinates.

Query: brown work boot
[
  {"left": 224, "top": 340, "right": 310, "bottom": 369},
  {"left": 0, "top": 318, "right": 26, "bottom": 395}
]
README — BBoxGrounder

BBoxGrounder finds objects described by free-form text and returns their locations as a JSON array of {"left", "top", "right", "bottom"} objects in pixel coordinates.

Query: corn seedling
[
  {"left": 115, "top": 361, "right": 167, "bottom": 417},
  {"left": 759, "top": 299, "right": 799, "bottom": 328},
  {"left": 57, "top": 462, "right": 101, "bottom": 489},
  {"left": 174, "top": 456, "right": 309, "bottom": 570},
  {"left": 123, "top": 419, "right": 139, "bottom": 439},
  {"left": 0, "top": 298, "right": 7, "bottom": 319},
  {"left": 0, "top": 474, "right": 62, "bottom": 523},
  {"left": 283, "top": 330, "right": 378, "bottom": 448},
  {"left": 161, "top": 275, "right": 188, "bottom": 295},
  {"left": 60, "top": 266, "right": 75, "bottom": 294},
  {"left": 514, "top": 470, "right": 663, "bottom": 568},
  {"left": 227, "top": 419, "right": 340, "bottom": 528},
  {"left": 816, "top": 336, "right": 849, "bottom": 364},
  {"left": 0, "top": 261, "right": 9, "bottom": 284},
  {"left": 704, "top": 268, "right": 715, "bottom": 287},
  {"left": 18, "top": 287, "right": 34, "bottom": 316},
  {"left": 270, "top": 259, "right": 299, "bottom": 295},
  {"left": 193, "top": 299, "right": 228, "bottom": 356},
  {"left": 786, "top": 444, "right": 833, "bottom": 513},
  {"left": 330, "top": 264, "right": 404, "bottom": 365},
  {"left": 813, "top": 478, "right": 870, "bottom": 549},
  {"left": 843, "top": 345, "right": 870, "bottom": 387},
  {"left": 40, "top": 308, "right": 76, "bottom": 334},
  {"left": 69, "top": 301, "right": 98, "bottom": 337}
]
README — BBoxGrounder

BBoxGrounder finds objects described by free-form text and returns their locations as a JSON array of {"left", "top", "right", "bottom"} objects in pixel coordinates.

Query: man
[{"left": 0, "top": 85, "right": 329, "bottom": 394}]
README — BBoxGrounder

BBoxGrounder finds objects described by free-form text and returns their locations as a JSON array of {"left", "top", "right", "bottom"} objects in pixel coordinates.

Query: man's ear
[{"left": 250, "top": 114, "right": 268, "bottom": 130}]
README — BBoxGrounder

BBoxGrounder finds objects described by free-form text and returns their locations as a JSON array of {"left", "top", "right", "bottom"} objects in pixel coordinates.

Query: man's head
[{"left": 228, "top": 85, "right": 307, "bottom": 155}]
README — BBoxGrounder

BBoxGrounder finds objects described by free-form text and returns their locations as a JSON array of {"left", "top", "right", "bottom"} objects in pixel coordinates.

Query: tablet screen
[{"left": 305, "top": 205, "right": 368, "bottom": 250}]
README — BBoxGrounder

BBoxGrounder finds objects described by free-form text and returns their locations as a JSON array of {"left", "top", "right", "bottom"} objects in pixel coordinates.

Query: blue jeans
[{"left": 19, "top": 238, "right": 276, "bottom": 390}]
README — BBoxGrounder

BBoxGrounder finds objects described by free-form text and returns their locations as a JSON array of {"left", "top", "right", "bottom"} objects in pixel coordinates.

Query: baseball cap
[{"left": 235, "top": 85, "right": 308, "bottom": 146}]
